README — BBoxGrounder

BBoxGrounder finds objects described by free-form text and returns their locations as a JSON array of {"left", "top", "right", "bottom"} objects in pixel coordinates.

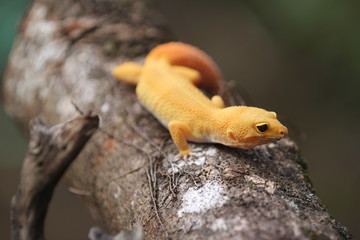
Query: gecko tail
[
  {"left": 147, "top": 42, "right": 224, "bottom": 95},
  {"left": 112, "top": 62, "right": 142, "bottom": 85}
]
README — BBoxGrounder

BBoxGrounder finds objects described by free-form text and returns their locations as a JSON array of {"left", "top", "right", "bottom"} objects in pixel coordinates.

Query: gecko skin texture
[{"left": 112, "top": 42, "right": 288, "bottom": 157}]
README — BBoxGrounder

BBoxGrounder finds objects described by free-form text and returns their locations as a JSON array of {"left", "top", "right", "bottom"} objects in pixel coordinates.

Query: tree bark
[
  {"left": 3, "top": 0, "right": 351, "bottom": 239},
  {"left": 10, "top": 113, "right": 99, "bottom": 240}
]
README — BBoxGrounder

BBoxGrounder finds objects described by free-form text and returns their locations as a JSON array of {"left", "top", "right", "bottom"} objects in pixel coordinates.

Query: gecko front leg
[{"left": 168, "top": 121, "right": 193, "bottom": 158}]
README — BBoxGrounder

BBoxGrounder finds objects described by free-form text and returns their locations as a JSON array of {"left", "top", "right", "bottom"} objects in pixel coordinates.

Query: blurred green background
[{"left": 1, "top": 0, "right": 359, "bottom": 238}]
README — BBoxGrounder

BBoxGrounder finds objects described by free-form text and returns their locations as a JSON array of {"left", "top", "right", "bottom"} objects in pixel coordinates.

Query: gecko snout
[{"left": 279, "top": 128, "right": 288, "bottom": 137}]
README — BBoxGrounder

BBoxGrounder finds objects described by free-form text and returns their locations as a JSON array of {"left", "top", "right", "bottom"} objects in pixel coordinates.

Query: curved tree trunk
[{"left": 3, "top": 0, "right": 351, "bottom": 239}]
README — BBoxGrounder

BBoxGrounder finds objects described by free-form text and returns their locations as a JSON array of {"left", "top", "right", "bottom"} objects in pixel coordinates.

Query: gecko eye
[{"left": 256, "top": 123, "right": 268, "bottom": 133}]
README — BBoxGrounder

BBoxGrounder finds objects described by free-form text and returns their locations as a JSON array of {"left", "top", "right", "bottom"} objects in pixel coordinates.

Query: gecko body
[{"left": 113, "top": 42, "right": 288, "bottom": 157}]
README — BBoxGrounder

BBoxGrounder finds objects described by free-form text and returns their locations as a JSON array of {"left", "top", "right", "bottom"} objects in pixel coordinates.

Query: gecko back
[
  {"left": 112, "top": 42, "right": 224, "bottom": 95},
  {"left": 147, "top": 42, "right": 224, "bottom": 94}
]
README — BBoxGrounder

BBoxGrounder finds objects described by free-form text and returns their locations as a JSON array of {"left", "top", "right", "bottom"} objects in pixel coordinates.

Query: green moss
[
  {"left": 301, "top": 227, "right": 322, "bottom": 240},
  {"left": 295, "top": 153, "right": 308, "bottom": 171},
  {"left": 294, "top": 153, "right": 314, "bottom": 188},
  {"left": 103, "top": 40, "right": 120, "bottom": 57},
  {"left": 103, "top": 40, "right": 148, "bottom": 58},
  {"left": 321, "top": 218, "right": 331, "bottom": 226}
]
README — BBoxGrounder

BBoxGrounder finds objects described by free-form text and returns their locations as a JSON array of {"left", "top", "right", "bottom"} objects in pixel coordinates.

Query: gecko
[{"left": 112, "top": 42, "right": 288, "bottom": 157}]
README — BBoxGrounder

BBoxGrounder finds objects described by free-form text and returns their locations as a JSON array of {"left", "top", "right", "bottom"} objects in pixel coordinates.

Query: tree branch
[
  {"left": 3, "top": 0, "right": 351, "bottom": 239},
  {"left": 10, "top": 113, "right": 99, "bottom": 240}
]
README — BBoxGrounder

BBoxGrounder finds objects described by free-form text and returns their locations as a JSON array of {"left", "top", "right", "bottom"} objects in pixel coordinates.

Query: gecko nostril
[{"left": 280, "top": 129, "right": 288, "bottom": 136}]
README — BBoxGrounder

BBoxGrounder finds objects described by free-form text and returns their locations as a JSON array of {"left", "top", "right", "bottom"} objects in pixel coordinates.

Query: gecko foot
[
  {"left": 175, "top": 148, "right": 192, "bottom": 160},
  {"left": 175, "top": 146, "right": 206, "bottom": 160}
]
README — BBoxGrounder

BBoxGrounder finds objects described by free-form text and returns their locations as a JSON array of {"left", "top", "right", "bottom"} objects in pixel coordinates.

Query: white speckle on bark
[
  {"left": 177, "top": 181, "right": 229, "bottom": 218},
  {"left": 282, "top": 196, "right": 299, "bottom": 209},
  {"left": 267, "top": 143, "right": 277, "bottom": 148},
  {"left": 264, "top": 180, "right": 276, "bottom": 194},
  {"left": 62, "top": 45, "right": 103, "bottom": 106},
  {"left": 233, "top": 217, "right": 249, "bottom": 232},
  {"left": 25, "top": 3, "right": 59, "bottom": 39},
  {"left": 110, "top": 182, "right": 121, "bottom": 199},
  {"left": 194, "top": 156, "right": 206, "bottom": 165},
  {"left": 306, "top": 192, "right": 315, "bottom": 199},
  {"left": 34, "top": 41, "right": 67, "bottom": 71},
  {"left": 191, "top": 218, "right": 206, "bottom": 230},
  {"left": 205, "top": 147, "right": 218, "bottom": 156},
  {"left": 56, "top": 96, "right": 78, "bottom": 120},
  {"left": 167, "top": 146, "right": 219, "bottom": 173},
  {"left": 168, "top": 156, "right": 206, "bottom": 173},
  {"left": 290, "top": 221, "right": 301, "bottom": 237},
  {"left": 33, "top": 3, "right": 47, "bottom": 18},
  {"left": 12, "top": 39, "right": 67, "bottom": 106},
  {"left": 210, "top": 218, "right": 228, "bottom": 231},
  {"left": 101, "top": 102, "right": 111, "bottom": 113},
  {"left": 76, "top": 80, "right": 98, "bottom": 104},
  {"left": 244, "top": 174, "right": 276, "bottom": 194}
]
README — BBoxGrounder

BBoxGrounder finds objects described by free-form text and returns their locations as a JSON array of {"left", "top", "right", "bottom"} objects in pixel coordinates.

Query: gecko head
[{"left": 219, "top": 106, "right": 288, "bottom": 149}]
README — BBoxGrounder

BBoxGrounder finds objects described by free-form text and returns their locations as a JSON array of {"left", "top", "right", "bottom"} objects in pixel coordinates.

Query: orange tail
[{"left": 147, "top": 42, "right": 224, "bottom": 95}]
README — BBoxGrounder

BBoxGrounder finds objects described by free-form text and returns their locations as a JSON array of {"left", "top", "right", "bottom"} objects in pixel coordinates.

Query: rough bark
[
  {"left": 11, "top": 113, "right": 99, "bottom": 240},
  {"left": 3, "top": 0, "right": 351, "bottom": 239}
]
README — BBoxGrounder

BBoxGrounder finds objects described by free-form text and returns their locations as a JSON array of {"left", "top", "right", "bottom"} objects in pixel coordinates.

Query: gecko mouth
[
  {"left": 228, "top": 136, "right": 283, "bottom": 149},
  {"left": 260, "top": 137, "right": 282, "bottom": 141},
  {"left": 224, "top": 139, "right": 269, "bottom": 149},
  {"left": 220, "top": 132, "right": 286, "bottom": 149}
]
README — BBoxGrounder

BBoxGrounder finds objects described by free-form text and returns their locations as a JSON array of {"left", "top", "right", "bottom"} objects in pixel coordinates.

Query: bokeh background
[{"left": 1, "top": 0, "right": 359, "bottom": 239}]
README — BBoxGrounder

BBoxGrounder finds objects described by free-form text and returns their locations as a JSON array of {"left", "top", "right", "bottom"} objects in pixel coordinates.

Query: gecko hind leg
[
  {"left": 173, "top": 65, "right": 201, "bottom": 86},
  {"left": 211, "top": 95, "right": 225, "bottom": 108},
  {"left": 112, "top": 62, "right": 142, "bottom": 85}
]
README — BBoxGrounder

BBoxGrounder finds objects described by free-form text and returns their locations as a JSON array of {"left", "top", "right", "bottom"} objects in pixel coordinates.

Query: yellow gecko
[{"left": 112, "top": 42, "right": 288, "bottom": 157}]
